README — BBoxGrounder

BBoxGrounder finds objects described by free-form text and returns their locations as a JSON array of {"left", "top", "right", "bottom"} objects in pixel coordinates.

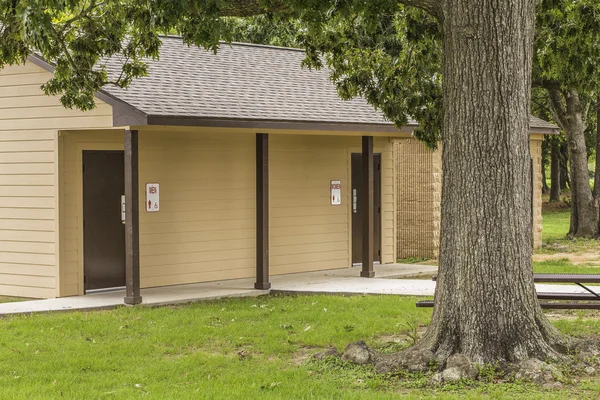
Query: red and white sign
[
  {"left": 146, "top": 183, "right": 160, "bottom": 212},
  {"left": 330, "top": 180, "right": 341, "bottom": 205}
]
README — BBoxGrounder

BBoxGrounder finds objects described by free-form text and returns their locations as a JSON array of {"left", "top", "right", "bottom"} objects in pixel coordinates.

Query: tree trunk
[
  {"left": 559, "top": 143, "right": 569, "bottom": 190},
  {"left": 550, "top": 140, "right": 561, "bottom": 202},
  {"left": 570, "top": 174, "right": 578, "bottom": 236},
  {"left": 548, "top": 90, "right": 599, "bottom": 238},
  {"left": 417, "top": 0, "right": 565, "bottom": 365},
  {"left": 542, "top": 167, "right": 550, "bottom": 194},
  {"left": 594, "top": 94, "right": 600, "bottom": 202}
]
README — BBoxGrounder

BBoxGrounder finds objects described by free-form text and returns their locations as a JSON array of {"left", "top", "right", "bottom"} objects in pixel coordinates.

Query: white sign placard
[
  {"left": 146, "top": 183, "right": 160, "bottom": 212},
  {"left": 330, "top": 180, "right": 341, "bottom": 205}
]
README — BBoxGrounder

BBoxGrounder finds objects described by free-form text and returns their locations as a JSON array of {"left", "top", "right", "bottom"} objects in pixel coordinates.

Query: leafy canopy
[
  {"left": 2, "top": 0, "right": 600, "bottom": 149},
  {"left": 0, "top": 0, "right": 443, "bottom": 146}
]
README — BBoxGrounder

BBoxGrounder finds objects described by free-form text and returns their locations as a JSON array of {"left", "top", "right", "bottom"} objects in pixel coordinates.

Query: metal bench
[{"left": 421, "top": 273, "right": 600, "bottom": 309}]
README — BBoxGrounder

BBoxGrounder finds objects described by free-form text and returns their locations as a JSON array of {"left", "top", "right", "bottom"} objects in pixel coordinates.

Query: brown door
[
  {"left": 83, "top": 151, "right": 126, "bottom": 291},
  {"left": 351, "top": 153, "right": 382, "bottom": 264}
]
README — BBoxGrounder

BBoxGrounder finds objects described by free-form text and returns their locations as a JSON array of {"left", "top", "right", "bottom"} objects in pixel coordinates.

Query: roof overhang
[{"left": 531, "top": 128, "right": 560, "bottom": 135}]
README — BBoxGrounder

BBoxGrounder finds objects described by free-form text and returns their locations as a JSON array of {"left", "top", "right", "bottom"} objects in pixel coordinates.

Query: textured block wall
[
  {"left": 395, "top": 137, "right": 544, "bottom": 261},
  {"left": 531, "top": 138, "right": 543, "bottom": 249},
  {"left": 394, "top": 138, "right": 441, "bottom": 260}
]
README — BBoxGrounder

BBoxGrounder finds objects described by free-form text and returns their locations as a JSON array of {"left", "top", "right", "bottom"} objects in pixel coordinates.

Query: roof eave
[
  {"left": 530, "top": 127, "right": 560, "bottom": 135},
  {"left": 133, "top": 114, "right": 413, "bottom": 134}
]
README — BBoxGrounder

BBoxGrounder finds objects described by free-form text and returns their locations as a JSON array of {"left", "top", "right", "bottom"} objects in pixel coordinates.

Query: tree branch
[
  {"left": 221, "top": 0, "right": 443, "bottom": 21},
  {"left": 220, "top": 0, "right": 288, "bottom": 17},
  {"left": 547, "top": 88, "right": 568, "bottom": 131},
  {"left": 532, "top": 78, "right": 561, "bottom": 90},
  {"left": 398, "top": 0, "right": 443, "bottom": 21}
]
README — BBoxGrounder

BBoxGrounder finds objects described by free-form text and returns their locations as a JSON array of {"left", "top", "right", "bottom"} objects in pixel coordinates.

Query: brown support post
[
  {"left": 124, "top": 130, "right": 142, "bottom": 305},
  {"left": 361, "top": 136, "right": 375, "bottom": 278},
  {"left": 255, "top": 133, "right": 271, "bottom": 290}
]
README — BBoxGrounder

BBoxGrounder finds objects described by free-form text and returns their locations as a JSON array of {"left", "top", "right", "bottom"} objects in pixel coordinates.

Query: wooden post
[
  {"left": 255, "top": 133, "right": 271, "bottom": 289},
  {"left": 124, "top": 129, "right": 142, "bottom": 304},
  {"left": 361, "top": 136, "right": 375, "bottom": 278}
]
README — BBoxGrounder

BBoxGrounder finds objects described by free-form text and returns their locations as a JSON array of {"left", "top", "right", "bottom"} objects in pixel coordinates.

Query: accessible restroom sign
[
  {"left": 330, "top": 180, "right": 341, "bottom": 205},
  {"left": 146, "top": 183, "right": 160, "bottom": 212}
]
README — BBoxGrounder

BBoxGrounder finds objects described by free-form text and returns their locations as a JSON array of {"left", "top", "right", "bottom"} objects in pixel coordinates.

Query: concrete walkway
[
  {"left": 0, "top": 263, "right": 593, "bottom": 316},
  {"left": 0, "top": 263, "right": 435, "bottom": 316}
]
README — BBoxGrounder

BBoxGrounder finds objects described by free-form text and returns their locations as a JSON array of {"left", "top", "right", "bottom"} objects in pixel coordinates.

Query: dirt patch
[
  {"left": 292, "top": 346, "right": 321, "bottom": 365},
  {"left": 542, "top": 201, "right": 570, "bottom": 212},
  {"left": 533, "top": 252, "right": 600, "bottom": 265}
]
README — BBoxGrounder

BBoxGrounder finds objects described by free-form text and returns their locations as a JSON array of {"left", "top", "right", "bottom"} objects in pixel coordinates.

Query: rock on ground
[
  {"left": 375, "top": 347, "right": 435, "bottom": 374},
  {"left": 514, "top": 358, "right": 563, "bottom": 385},
  {"left": 313, "top": 347, "right": 340, "bottom": 360},
  {"left": 341, "top": 340, "right": 376, "bottom": 365}
]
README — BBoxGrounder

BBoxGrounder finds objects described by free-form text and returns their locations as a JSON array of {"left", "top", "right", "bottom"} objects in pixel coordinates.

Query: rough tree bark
[
  {"left": 550, "top": 140, "right": 561, "bottom": 202},
  {"left": 595, "top": 94, "right": 600, "bottom": 208},
  {"left": 542, "top": 166, "right": 550, "bottom": 195},
  {"left": 559, "top": 144, "right": 569, "bottom": 190},
  {"left": 548, "top": 90, "right": 599, "bottom": 238},
  {"left": 408, "top": 0, "right": 567, "bottom": 365}
]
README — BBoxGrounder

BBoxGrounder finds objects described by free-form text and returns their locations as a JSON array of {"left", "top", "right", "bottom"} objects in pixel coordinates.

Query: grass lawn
[
  {"left": 533, "top": 208, "right": 600, "bottom": 274},
  {"left": 0, "top": 296, "right": 25, "bottom": 304},
  {"left": 1, "top": 294, "right": 600, "bottom": 399},
  {"left": 540, "top": 210, "right": 572, "bottom": 243},
  {"left": 1, "top": 206, "right": 598, "bottom": 399}
]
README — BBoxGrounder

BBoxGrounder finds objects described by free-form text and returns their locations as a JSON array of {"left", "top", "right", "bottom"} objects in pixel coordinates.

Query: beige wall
[
  {"left": 395, "top": 136, "right": 545, "bottom": 261},
  {"left": 59, "top": 130, "right": 396, "bottom": 295},
  {"left": 0, "top": 62, "right": 112, "bottom": 298},
  {"left": 270, "top": 135, "right": 396, "bottom": 275}
]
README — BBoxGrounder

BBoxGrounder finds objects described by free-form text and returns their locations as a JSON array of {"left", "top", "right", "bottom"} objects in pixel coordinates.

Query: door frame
[
  {"left": 347, "top": 148, "right": 383, "bottom": 266},
  {"left": 76, "top": 143, "right": 124, "bottom": 295},
  {"left": 82, "top": 149, "right": 126, "bottom": 292}
]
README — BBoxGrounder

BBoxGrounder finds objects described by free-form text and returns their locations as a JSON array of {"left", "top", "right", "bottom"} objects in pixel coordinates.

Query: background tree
[
  {"left": 534, "top": 0, "right": 600, "bottom": 238},
  {"left": 0, "top": 0, "right": 578, "bottom": 367}
]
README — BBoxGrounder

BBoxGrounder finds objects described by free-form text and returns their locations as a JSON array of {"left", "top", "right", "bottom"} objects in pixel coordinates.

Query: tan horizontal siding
[
  {"left": 138, "top": 130, "right": 255, "bottom": 287},
  {"left": 0, "top": 284, "right": 55, "bottom": 299},
  {"left": 0, "top": 61, "right": 113, "bottom": 298},
  {"left": 0, "top": 262, "right": 55, "bottom": 276},
  {"left": 0, "top": 230, "right": 55, "bottom": 242},
  {"left": 60, "top": 129, "right": 396, "bottom": 294},
  {"left": 59, "top": 129, "right": 256, "bottom": 294},
  {"left": 269, "top": 135, "right": 396, "bottom": 274}
]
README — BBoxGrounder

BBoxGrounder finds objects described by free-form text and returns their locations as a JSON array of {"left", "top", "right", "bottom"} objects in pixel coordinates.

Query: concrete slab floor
[
  {"left": 0, "top": 263, "right": 435, "bottom": 316},
  {"left": 0, "top": 263, "right": 592, "bottom": 316}
]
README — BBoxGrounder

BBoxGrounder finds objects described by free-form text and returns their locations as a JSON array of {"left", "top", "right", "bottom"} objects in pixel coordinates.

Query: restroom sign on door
[
  {"left": 146, "top": 183, "right": 160, "bottom": 212},
  {"left": 330, "top": 180, "right": 341, "bottom": 205}
]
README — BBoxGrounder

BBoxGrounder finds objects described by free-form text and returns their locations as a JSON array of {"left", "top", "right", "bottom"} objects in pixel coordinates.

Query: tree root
[{"left": 336, "top": 336, "right": 600, "bottom": 386}]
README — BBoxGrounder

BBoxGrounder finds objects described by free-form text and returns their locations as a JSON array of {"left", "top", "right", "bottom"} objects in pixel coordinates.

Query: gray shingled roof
[
  {"left": 98, "top": 36, "right": 557, "bottom": 132},
  {"left": 102, "top": 37, "right": 400, "bottom": 127},
  {"left": 529, "top": 116, "right": 558, "bottom": 130}
]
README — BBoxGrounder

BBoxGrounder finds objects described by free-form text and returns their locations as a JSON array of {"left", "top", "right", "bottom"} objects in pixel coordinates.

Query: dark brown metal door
[
  {"left": 351, "top": 153, "right": 382, "bottom": 264},
  {"left": 83, "top": 151, "right": 126, "bottom": 291}
]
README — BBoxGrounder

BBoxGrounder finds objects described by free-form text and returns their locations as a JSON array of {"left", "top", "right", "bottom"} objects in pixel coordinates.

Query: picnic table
[{"left": 416, "top": 274, "right": 600, "bottom": 309}]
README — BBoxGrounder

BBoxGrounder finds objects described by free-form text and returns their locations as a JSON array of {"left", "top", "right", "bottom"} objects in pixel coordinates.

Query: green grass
[
  {"left": 1, "top": 206, "right": 598, "bottom": 399},
  {"left": 0, "top": 296, "right": 25, "bottom": 304},
  {"left": 538, "top": 209, "right": 599, "bottom": 255},
  {"left": 533, "top": 259, "right": 600, "bottom": 275},
  {"left": 534, "top": 208, "right": 600, "bottom": 274},
  {"left": 2, "top": 294, "right": 599, "bottom": 399},
  {"left": 541, "top": 210, "right": 572, "bottom": 242},
  {"left": 397, "top": 257, "right": 430, "bottom": 264}
]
